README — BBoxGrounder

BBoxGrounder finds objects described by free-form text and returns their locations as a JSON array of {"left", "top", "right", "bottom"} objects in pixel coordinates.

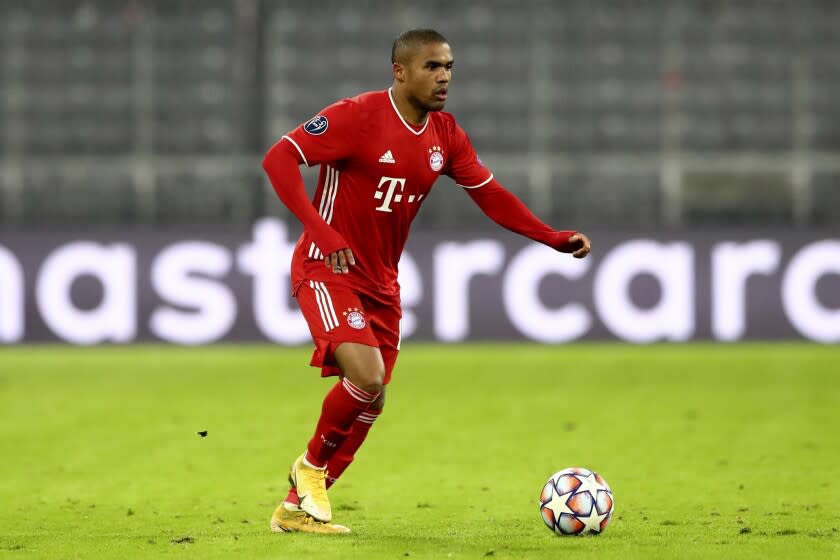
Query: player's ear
[{"left": 392, "top": 62, "right": 407, "bottom": 83}]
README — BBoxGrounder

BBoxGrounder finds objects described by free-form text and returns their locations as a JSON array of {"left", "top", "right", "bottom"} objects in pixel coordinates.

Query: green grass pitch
[{"left": 1, "top": 344, "right": 838, "bottom": 559}]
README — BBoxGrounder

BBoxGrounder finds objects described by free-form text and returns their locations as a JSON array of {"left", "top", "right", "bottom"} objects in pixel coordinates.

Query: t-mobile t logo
[{"left": 373, "top": 176, "right": 406, "bottom": 212}]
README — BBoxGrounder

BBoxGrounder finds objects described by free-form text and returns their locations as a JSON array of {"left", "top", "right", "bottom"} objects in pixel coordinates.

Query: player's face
[{"left": 403, "top": 42, "right": 454, "bottom": 112}]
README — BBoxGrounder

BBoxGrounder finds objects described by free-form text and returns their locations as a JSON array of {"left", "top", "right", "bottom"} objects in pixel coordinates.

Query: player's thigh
[
  {"left": 333, "top": 342, "right": 386, "bottom": 393},
  {"left": 363, "top": 297, "right": 402, "bottom": 384}
]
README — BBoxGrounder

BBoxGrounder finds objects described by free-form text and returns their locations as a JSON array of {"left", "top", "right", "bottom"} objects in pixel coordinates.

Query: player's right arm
[
  {"left": 262, "top": 99, "right": 361, "bottom": 273},
  {"left": 262, "top": 140, "right": 350, "bottom": 260}
]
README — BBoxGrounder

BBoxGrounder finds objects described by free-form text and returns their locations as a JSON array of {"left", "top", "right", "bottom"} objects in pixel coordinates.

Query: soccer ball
[{"left": 539, "top": 467, "right": 614, "bottom": 535}]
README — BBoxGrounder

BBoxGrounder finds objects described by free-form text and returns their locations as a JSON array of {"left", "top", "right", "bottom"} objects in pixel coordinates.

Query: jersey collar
[{"left": 388, "top": 87, "right": 429, "bottom": 136}]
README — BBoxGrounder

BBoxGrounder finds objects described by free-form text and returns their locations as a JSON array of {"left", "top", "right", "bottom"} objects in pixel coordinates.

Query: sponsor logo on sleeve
[{"left": 304, "top": 115, "right": 329, "bottom": 135}]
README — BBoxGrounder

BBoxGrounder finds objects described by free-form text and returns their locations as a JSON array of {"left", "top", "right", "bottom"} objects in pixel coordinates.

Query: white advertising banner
[{"left": 1, "top": 218, "right": 838, "bottom": 344}]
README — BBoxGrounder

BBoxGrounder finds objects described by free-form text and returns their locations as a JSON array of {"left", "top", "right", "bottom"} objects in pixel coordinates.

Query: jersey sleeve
[
  {"left": 444, "top": 120, "right": 494, "bottom": 189},
  {"left": 282, "top": 99, "right": 361, "bottom": 167}
]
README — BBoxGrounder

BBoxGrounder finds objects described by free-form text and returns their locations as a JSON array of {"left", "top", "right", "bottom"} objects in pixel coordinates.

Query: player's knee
[
  {"left": 344, "top": 359, "right": 383, "bottom": 394},
  {"left": 355, "top": 364, "right": 385, "bottom": 395},
  {"left": 336, "top": 343, "right": 386, "bottom": 395},
  {"left": 369, "top": 390, "right": 386, "bottom": 411}
]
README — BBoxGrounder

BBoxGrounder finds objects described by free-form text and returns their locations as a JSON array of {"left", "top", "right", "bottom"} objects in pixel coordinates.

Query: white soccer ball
[{"left": 539, "top": 467, "right": 615, "bottom": 535}]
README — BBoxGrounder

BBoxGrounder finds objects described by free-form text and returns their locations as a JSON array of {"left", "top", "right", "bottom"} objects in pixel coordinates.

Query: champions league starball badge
[
  {"left": 304, "top": 115, "right": 329, "bottom": 135},
  {"left": 428, "top": 145, "right": 444, "bottom": 172}
]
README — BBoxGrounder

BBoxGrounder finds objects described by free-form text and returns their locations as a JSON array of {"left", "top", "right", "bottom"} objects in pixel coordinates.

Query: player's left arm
[
  {"left": 444, "top": 120, "right": 590, "bottom": 258},
  {"left": 465, "top": 179, "right": 591, "bottom": 258}
]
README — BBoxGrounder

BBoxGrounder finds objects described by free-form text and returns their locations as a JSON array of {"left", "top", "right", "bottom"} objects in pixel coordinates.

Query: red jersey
[{"left": 282, "top": 89, "right": 492, "bottom": 301}]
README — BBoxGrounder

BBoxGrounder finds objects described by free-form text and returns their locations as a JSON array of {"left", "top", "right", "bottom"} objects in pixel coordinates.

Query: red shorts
[{"left": 295, "top": 280, "right": 401, "bottom": 384}]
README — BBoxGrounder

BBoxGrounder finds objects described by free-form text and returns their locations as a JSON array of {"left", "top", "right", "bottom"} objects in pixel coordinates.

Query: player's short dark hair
[{"left": 391, "top": 29, "right": 449, "bottom": 64}]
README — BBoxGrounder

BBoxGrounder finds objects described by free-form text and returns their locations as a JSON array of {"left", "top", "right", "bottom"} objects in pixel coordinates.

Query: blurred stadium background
[{"left": 0, "top": 0, "right": 838, "bottom": 343}]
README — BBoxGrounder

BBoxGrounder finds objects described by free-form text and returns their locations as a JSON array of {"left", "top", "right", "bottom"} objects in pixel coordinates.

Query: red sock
[
  {"left": 326, "top": 408, "right": 381, "bottom": 488},
  {"left": 284, "top": 487, "right": 299, "bottom": 505},
  {"left": 285, "top": 408, "right": 381, "bottom": 503},
  {"left": 305, "top": 378, "right": 380, "bottom": 468}
]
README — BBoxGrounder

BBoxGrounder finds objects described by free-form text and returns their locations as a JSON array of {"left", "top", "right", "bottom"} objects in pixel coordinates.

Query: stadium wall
[{"left": 0, "top": 218, "right": 838, "bottom": 344}]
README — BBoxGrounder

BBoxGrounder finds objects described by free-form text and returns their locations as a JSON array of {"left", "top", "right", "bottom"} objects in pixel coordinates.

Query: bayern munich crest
[
  {"left": 343, "top": 308, "right": 366, "bottom": 330},
  {"left": 304, "top": 115, "right": 329, "bottom": 135},
  {"left": 428, "top": 145, "right": 444, "bottom": 172}
]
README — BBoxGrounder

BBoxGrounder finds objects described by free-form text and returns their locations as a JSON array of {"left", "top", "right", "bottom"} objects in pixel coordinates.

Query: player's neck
[{"left": 389, "top": 87, "right": 428, "bottom": 127}]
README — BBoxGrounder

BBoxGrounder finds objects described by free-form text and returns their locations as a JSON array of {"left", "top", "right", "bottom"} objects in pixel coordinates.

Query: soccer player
[{"left": 262, "top": 29, "right": 591, "bottom": 534}]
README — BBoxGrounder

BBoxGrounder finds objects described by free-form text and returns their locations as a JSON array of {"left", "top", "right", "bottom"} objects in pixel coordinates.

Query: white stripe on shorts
[
  {"left": 315, "top": 281, "right": 340, "bottom": 328},
  {"left": 310, "top": 280, "right": 335, "bottom": 331}
]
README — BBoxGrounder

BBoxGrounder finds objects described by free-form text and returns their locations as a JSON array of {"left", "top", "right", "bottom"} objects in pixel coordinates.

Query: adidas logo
[{"left": 378, "top": 150, "right": 396, "bottom": 164}]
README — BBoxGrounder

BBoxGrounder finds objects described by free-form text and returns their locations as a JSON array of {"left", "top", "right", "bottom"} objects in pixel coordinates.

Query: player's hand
[
  {"left": 568, "top": 233, "right": 591, "bottom": 259},
  {"left": 325, "top": 248, "right": 356, "bottom": 274}
]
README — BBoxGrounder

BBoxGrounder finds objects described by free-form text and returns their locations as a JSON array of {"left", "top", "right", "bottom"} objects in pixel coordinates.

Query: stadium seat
[
  {"left": 551, "top": 170, "right": 662, "bottom": 230},
  {"left": 21, "top": 166, "right": 136, "bottom": 226},
  {"left": 679, "top": 0, "right": 795, "bottom": 152},
  {"left": 682, "top": 170, "right": 793, "bottom": 226},
  {"left": 811, "top": 173, "right": 840, "bottom": 226},
  {"left": 3, "top": 0, "right": 839, "bottom": 229},
  {"left": 18, "top": 2, "right": 134, "bottom": 155},
  {"left": 154, "top": 165, "right": 264, "bottom": 225}
]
